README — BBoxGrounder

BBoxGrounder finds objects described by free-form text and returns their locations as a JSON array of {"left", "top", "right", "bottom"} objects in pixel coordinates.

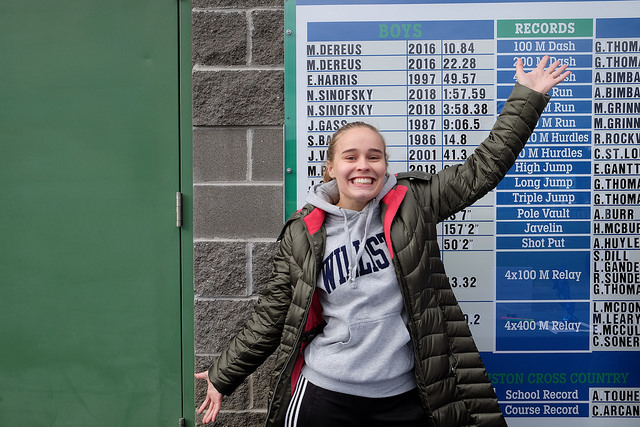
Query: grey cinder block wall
[{"left": 192, "top": 0, "right": 285, "bottom": 425}]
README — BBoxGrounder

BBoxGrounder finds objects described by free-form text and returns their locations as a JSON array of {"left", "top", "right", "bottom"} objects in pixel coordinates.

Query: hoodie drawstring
[{"left": 343, "top": 202, "right": 376, "bottom": 288}]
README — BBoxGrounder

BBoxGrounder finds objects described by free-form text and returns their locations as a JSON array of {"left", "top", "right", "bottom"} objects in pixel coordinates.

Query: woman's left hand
[
  {"left": 515, "top": 55, "right": 571, "bottom": 94},
  {"left": 195, "top": 371, "right": 224, "bottom": 424}
]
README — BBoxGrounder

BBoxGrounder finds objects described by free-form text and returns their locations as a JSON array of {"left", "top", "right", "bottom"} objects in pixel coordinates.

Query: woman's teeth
[{"left": 353, "top": 178, "right": 373, "bottom": 184}]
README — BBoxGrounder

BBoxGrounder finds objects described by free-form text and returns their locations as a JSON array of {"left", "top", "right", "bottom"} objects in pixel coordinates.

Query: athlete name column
[
  {"left": 304, "top": 21, "right": 409, "bottom": 193},
  {"left": 591, "top": 17, "right": 640, "bottom": 359}
]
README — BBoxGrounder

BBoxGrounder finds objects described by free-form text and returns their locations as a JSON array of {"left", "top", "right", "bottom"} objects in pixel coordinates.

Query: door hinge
[
  {"left": 178, "top": 418, "right": 185, "bottom": 427},
  {"left": 176, "top": 192, "right": 183, "bottom": 228}
]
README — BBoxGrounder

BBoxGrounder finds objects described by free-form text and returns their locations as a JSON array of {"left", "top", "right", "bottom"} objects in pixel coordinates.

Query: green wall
[{"left": 0, "top": 1, "right": 193, "bottom": 425}]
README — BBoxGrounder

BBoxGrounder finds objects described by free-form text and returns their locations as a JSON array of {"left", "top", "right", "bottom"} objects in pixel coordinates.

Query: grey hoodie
[{"left": 301, "top": 175, "right": 417, "bottom": 398}]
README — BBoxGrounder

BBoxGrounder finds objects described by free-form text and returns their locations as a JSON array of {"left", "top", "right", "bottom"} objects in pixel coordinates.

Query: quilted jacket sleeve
[
  {"left": 430, "top": 83, "right": 549, "bottom": 223},
  {"left": 207, "top": 225, "right": 296, "bottom": 395}
]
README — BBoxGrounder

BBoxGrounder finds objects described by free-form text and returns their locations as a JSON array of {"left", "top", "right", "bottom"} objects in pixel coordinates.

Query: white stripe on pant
[{"left": 285, "top": 375, "right": 309, "bottom": 427}]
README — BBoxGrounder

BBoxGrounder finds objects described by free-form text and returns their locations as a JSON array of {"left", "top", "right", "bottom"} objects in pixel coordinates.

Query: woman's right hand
[{"left": 195, "top": 371, "right": 224, "bottom": 424}]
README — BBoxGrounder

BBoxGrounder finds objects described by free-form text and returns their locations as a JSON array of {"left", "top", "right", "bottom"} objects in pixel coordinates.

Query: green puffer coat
[{"left": 208, "top": 83, "right": 549, "bottom": 426}]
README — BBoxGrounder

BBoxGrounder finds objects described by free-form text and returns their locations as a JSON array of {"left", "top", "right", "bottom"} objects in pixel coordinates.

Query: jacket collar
[
  {"left": 302, "top": 206, "right": 325, "bottom": 235},
  {"left": 301, "top": 184, "right": 409, "bottom": 258},
  {"left": 380, "top": 185, "right": 408, "bottom": 258}
]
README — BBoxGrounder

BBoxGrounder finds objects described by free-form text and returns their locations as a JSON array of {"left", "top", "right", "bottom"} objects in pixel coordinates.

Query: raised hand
[{"left": 515, "top": 55, "right": 571, "bottom": 95}]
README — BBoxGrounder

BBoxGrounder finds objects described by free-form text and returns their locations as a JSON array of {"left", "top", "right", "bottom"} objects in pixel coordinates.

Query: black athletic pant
[{"left": 285, "top": 376, "right": 428, "bottom": 427}]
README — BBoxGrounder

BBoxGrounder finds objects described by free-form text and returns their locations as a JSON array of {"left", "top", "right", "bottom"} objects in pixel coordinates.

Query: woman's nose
[{"left": 356, "top": 157, "right": 370, "bottom": 170}]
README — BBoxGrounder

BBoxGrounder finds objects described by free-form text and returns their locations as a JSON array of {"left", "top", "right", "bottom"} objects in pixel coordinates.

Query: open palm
[{"left": 515, "top": 55, "right": 571, "bottom": 94}]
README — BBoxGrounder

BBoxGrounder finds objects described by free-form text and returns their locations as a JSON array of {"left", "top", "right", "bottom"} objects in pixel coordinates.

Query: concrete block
[
  {"left": 194, "top": 241, "right": 248, "bottom": 297},
  {"left": 193, "top": 11, "right": 247, "bottom": 66},
  {"left": 194, "top": 184, "right": 284, "bottom": 239},
  {"left": 251, "top": 9, "right": 284, "bottom": 65},
  {"left": 194, "top": 299, "right": 256, "bottom": 354},
  {"left": 251, "top": 242, "right": 279, "bottom": 295},
  {"left": 194, "top": 127, "right": 247, "bottom": 182},
  {"left": 251, "top": 127, "right": 283, "bottom": 182},
  {"left": 193, "top": 70, "right": 284, "bottom": 126},
  {"left": 193, "top": 0, "right": 282, "bottom": 7},
  {"left": 251, "top": 355, "right": 276, "bottom": 408},
  {"left": 198, "top": 411, "right": 265, "bottom": 427}
]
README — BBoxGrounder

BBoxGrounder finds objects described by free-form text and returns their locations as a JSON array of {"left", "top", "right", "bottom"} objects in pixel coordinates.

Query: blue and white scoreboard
[{"left": 284, "top": 1, "right": 640, "bottom": 425}]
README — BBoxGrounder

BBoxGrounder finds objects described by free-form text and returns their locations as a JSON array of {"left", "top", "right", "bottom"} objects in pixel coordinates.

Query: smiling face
[{"left": 326, "top": 126, "right": 388, "bottom": 211}]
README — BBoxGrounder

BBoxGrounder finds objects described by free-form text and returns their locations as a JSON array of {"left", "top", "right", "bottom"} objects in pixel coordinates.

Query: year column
[
  {"left": 406, "top": 41, "right": 442, "bottom": 175},
  {"left": 440, "top": 38, "right": 496, "bottom": 351}
]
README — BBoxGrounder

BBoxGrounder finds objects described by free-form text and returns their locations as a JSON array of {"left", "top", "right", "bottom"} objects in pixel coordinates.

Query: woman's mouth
[{"left": 352, "top": 177, "right": 374, "bottom": 185}]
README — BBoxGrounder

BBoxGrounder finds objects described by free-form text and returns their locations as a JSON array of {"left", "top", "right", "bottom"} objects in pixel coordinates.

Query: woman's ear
[{"left": 326, "top": 162, "right": 334, "bottom": 178}]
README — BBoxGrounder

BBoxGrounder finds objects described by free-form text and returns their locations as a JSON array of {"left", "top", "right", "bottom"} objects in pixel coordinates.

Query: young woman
[{"left": 196, "top": 56, "right": 570, "bottom": 426}]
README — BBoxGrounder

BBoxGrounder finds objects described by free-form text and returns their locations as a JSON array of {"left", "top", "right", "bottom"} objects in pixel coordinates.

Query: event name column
[
  {"left": 493, "top": 19, "right": 593, "bottom": 418},
  {"left": 495, "top": 18, "right": 593, "bottom": 353}
]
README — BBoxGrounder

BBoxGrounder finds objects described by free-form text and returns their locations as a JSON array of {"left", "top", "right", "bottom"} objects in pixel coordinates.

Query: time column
[{"left": 439, "top": 34, "right": 496, "bottom": 352}]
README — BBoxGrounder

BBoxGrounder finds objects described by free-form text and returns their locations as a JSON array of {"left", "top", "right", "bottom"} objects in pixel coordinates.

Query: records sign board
[{"left": 283, "top": 1, "right": 640, "bottom": 425}]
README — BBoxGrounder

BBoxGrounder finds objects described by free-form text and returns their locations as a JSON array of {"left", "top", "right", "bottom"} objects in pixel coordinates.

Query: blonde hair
[{"left": 322, "top": 122, "right": 388, "bottom": 183}]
